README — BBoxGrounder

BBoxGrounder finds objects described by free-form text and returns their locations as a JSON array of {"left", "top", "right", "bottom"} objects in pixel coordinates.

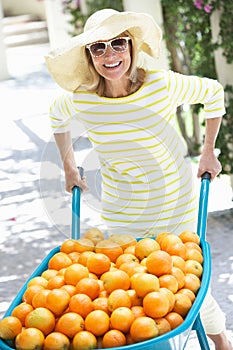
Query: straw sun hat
[{"left": 45, "top": 8, "right": 162, "bottom": 92}]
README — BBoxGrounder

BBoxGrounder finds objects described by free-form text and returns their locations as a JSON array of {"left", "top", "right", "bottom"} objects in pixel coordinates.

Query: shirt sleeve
[
  {"left": 164, "top": 70, "right": 226, "bottom": 118},
  {"left": 49, "top": 93, "right": 78, "bottom": 133}
]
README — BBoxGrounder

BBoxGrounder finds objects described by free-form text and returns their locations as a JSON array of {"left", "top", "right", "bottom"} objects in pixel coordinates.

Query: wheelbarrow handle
[
  {"left": 71, "top": 166, "right": 84, "bottom": 240},
  {"left": 197, "top": 172, "right": 211, "bottom": 241}
]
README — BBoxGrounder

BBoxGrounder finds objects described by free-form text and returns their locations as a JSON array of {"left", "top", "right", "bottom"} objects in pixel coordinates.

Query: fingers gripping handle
[
  {"left": 71, "top": 167, "right": 84, "bottom": 240},
  {"left": 197, "top": 172, "right": 211, "bottom": 241}
]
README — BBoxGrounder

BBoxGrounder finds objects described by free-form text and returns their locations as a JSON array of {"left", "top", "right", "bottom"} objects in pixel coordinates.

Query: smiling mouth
[{"left": 103, "top": 62, "right": 121, "bottom": 68}]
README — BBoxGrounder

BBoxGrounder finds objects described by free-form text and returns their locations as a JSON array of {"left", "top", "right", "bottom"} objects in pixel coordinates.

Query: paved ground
[{"left": 0, "top": 43, "right": 233, "bottom": 349}]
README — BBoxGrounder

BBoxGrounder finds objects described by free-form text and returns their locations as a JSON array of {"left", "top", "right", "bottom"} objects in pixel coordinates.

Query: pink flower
[
  {"left": 204, "top": 5, "right": 212, "bottom": 13},
  {"left": 193, "top": 0, "right": 203, "bottom": 10}
]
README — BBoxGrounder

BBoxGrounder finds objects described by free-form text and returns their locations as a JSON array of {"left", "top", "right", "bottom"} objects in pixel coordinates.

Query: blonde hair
[{"left": 80, "top": 31, "right": 147, "bottom": 96}]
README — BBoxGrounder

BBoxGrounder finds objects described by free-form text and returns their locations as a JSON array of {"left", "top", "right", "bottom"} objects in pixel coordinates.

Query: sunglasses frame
[{"left": 86, "top": 37, "right": 131, "bottom": 58}]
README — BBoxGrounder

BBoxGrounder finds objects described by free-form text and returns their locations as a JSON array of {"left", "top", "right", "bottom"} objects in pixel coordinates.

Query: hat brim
[{"left": 45, "top": 11, "right": 162, "bottom": 92}]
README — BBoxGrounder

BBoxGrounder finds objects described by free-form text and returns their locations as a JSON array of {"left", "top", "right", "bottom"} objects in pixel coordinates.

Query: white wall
[
  {"left": 2, "top": 0, "right": 46, "bottom": 20},
  {"left": 123, "top": 0, "right": 169, "bottom": 70},
  {"left": 211, "top": 10, "right": 233, "bottom": 87}
]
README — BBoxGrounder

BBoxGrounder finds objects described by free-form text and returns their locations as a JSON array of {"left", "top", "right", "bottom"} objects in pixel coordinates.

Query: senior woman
[{"left": 45, "top": 8, "right": 232, "bottom": 349}]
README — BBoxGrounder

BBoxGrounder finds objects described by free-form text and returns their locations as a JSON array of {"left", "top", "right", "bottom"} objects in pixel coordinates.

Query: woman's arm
[
  {"left": 197, "top": 117, "right": 222, "bottom": 180},
  {"left": 54, "top": 132, "right": 88, "bottom": 192}
]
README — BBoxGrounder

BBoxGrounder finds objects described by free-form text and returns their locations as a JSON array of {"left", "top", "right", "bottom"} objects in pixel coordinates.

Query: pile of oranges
[{"left": 0, "top": 228, "right": 204, "bottom": 349}]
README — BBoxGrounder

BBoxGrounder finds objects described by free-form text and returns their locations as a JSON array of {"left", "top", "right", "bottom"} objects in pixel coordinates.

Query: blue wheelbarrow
[{"left": 0, "top": 171, "right": 212, "bottom": 350}]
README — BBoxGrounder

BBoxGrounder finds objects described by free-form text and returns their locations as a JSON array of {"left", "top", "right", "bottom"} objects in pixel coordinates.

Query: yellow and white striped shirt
[{"left": 49, "top": 70, "right": 225, "bottom": 237}]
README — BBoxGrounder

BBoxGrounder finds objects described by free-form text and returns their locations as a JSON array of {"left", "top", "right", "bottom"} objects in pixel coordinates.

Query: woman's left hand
[{"left": 197, "top": 150, "right": 222, "bottom": 181}]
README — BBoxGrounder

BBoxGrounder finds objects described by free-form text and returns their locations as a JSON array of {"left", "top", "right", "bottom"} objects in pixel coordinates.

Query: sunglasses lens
[
  {"left": 89, "top": 42, "right": 106, "bottom": 57},
  {"left": 88, "top": 37, "right": 129, "bottom": 57},
  {"left": 111, "top": 38, "right": 128, "bottom": 52}
]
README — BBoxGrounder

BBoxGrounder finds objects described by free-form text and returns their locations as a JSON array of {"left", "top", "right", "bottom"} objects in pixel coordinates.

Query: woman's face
[{"left": 87, "top": 36, "right": 132, "bottom": 82}]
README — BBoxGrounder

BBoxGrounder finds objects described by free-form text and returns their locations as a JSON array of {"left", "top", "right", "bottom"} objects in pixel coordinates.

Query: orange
[
  {"left": 95, "top": 239, "right": 123, "bottom": 263},
  {"left": 60, "top": 284, "right": 77, "bottom": 297},
  {"left": 134, "top": 238, "right": 160, "bottom": 260},
  {"left": 158, "top": 274, "right": 179, "bottom": 294},
  {"left": 185, "top": 248, "right": 204, "bottom": 264},
  {"left": 108, "top": 289, "right": 131, "bottom": 312},
  {"left": 173, "top": 293, "right": 192, "bottom": 317},
  {"left": 130, "top": 272, "right": 159, "bottom": 298},
  {"left": 165, "top": 312, "right": 184, "bottom": 329},
  {"left": 109, "top": 233, "right": 137, "bottom": 250},
  {"left": 45, "top": 288, "right": 70, "bottom": 316},
  {"left": 55, "top": 312, "right": 85, "bottom": 338},
  {"left": 143, "top": 291, "right": 170, "bottom": 318},
  {"left": 27, "top": 276, "right": 48, "bottom": 289},
  {"left": 154, "top": 317, "right": 171, "bottom": 335},
  {"left": 57, "top": 268, "right": 66, "bottom": 276},
  {"left": 177, "top": 288, "right": 196, "bottom": 303},
  {"left": 47, "top": 274, "right": 65, "bottom": 289},
  {"left": 110, "top": 307, "right": 135, "bottom": 333},
  {"left": 119, "top": 261, "right": 146, "bottom": 277},
  {"left": 12, "top": 302, "right": 34, "bottom": 326},
  {"left": 25, "top": 307, "right": 55, "bottom": 336},
  {"left": 179, "top": 230, "right": 200, "bottom": 245},
  {"left": 64, "top": 263, "right": 89, "bottom": 286},
  {"left": 171, "top": 255, "right": 186, "bottom": 272},
  {"left": 32, "top": 289, "right": 50, "bottom": 309},
  {"left": 60, "top": 239, "right": 81, "bottom": 254},
  {"left": 124, "top": 245, "right": 136, "bottom": 255},
  {"left": 159, "top": 233, "right": 182, "bottom": 251},
  {"left": 155, "top": 231, "right": 170, "bottom": 245},
  {"left": 72, "top": 330, "right": 97, "bottom": 350},
  {"left": 185, "top": 260, "right": 203, "bottom": 278},
  {"left": 184, "top": 241, "right": 202, "bottom": 253},
  {"left": 101, "top": 270, "right": 130, "bottom": 294},
  {"left": 74, "top": 238, "right": 95, "bottom": 253},
  {"left": 131, "top": 306, "right": 146, "bottom": 318},
  {"left": 84, "top": 310, "right": 110, "bottom": 336},
  {"left": 130, "top": 316, "right": 159, "bottom": 342},
  {"left": 115, "top": 253, "right": 139, "bottom": 268},
  {"left": 92, "top": 297, "right": 110, "bottom": 315},
  {"left": 86, "top": 252, "right": 111, "bottom": 275},
  {"left": 77, "top": 251, "right": 96, "bottom": 266},
  {"left": 164, "top": 242, "right": 187, "bottom": 260},
  {"left": 183, "top": 273, "right": 201, "bottom": 294},
  {"left": 22, "top": 285, "right": 44, "bottom": 305},
  {"left": 48, "top": 252, "right": 72, "bottom": 270},
  {"left": 69, "top": 293, "right": 94, "bottom": 318},
  {"left": 76, "top": 277, "right": 100, "bottom": 300},
  {"left": 0, "top": 316, "right": 22, "bottom": 340},
  {"left": 171, "top": 266, "right": 185, "bottom": 289},
  {"left": 41, "top": 269, "right": 58, "bottom": 280},
  {"left": 68, "top": 251, "right": 80, "bottom": 263},
  {"left": 15, "top": 327, "right": 44, "bottom": 350},
  {"left": 44, "top": 332, "right": 70, "bottom": 350},
  {"left": 159, "top": 287, "right": 176, "bottom": 312},
  {"left": 102, "top": 329, "right": 126, "bottom": 348},
  {"left": 146, "top": 250, "right": 172, "bottom": 276},
  {"left": 89, "top": 272, "right": 99, "bottom": 280},
  {"left": 84, "top": 227, "right": 104, "bottom": 245},
  {"left": 126, "top": 289, "right": 143, "bottom": 307},
  {"left": 125, "top": 332, "right": 134, "bottom": 345}
]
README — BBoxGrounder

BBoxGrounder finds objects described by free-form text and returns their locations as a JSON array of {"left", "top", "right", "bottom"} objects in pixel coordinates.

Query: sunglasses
[{"left": 86, "top": 37, "right": 131, "bottom": 58}]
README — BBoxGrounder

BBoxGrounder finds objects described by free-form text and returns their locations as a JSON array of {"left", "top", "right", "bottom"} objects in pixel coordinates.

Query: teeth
[{"left": 104, "top": 62, "right": 120, "bottom": 68}]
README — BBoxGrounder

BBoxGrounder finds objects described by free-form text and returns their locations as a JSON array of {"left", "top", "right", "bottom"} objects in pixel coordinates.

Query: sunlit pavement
[{"left": 0, "top": 43, "right": 232, "bottom": 349}]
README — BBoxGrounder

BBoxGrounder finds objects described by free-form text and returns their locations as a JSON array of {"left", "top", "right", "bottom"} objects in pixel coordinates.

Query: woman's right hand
[{"left": 64, "top": 163, "right": 89, "bottom": 193}]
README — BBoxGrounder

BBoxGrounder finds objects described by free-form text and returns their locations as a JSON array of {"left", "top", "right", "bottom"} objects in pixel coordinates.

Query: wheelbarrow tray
[{"left": 0, "top": 173, "right": 212, "bottom": 350}]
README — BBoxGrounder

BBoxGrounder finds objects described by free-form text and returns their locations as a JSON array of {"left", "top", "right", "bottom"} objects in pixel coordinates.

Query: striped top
[{"left": 50, "top": 70, "right": 225, "bottom": 237}]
